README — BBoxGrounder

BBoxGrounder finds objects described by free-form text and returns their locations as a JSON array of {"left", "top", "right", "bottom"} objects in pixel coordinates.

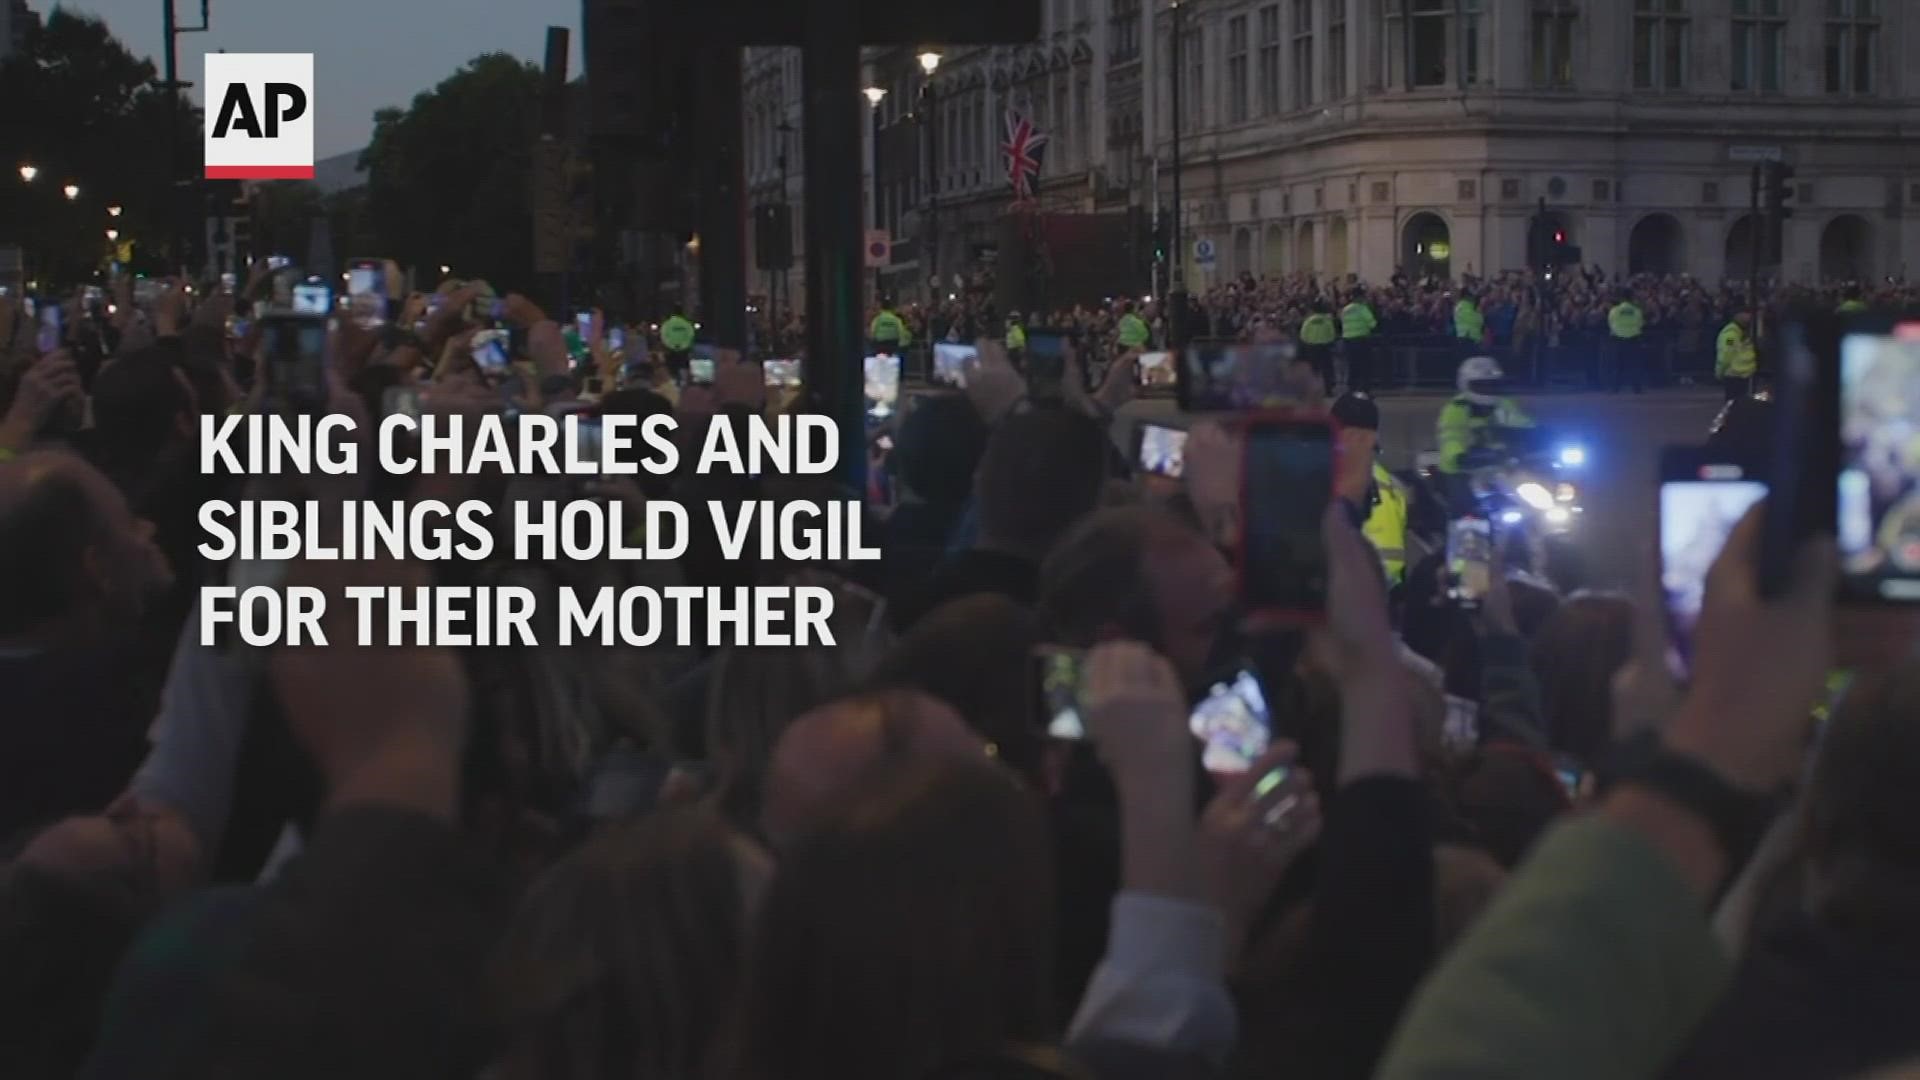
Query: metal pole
[
  {"left": 871, "top": 102, "right": 885, "bottom": 302},
  {"left": 1749, "top": 163, "right": 1761, "bottom": 344},
  {"left": 695, "top": 44, "right": 748, "bottom": 348},
  {"left": 924, "top": 79, "right": 940, "bottom": 301},
  {"left": 801, "top": 1, "right": 867, "bottom": 491},
  {"left": 1170, "top": 0, "right": 1183, "bottom": 292},
  {"left": 162, "top": 0, "right": 180, "bottom": 272}
]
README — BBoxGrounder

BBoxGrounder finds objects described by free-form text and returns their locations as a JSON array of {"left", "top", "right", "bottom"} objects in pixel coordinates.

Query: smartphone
[
  {"left": 1032, "top": 646, "right": 1089, "bottom": 740},
  {"left": 1446, "top": 516, "right": 1494, "bottom": 609},
  {"left": 1180, "top": 341, "right": 1299, "bottom": 412},
  {"left": 225, "top": 315, "right": 252, "bottom": 339},
  {"left": 1761, "top": 315, "right": 1840, "bottom": 598},
  {"left": 864, "top": 352, "right": 902, "bottom": 420},
  {"left": 764, "top": 358, "right": 802, "bottom": 388},
  {"left": 266, "top": 255, "right": 292, "bottom": 271},
  {"left": 346, "top": 259, "right": 386, "bottom": 328},
  {"left": 1136, "top": 350, "right": 1174, "bottom": 389},
  {"left": 470, "top": 328, "right": 512, "bottom": 372},
  {"left": 1135, "top": 422, "right": 1189, "bottom": 480},
  {"left": 82, "top": 286, "right": 105, "bottom": 313},
  {"left": 132, "top": 277, "right": 162, "bottom": 307},
  {"left": 933, "top": 342, "right": 977, "bottom": 387},
  {"left": 608, "top": 327, "right": 626, "bottom": 353},
  {"left": 1238, "top": 414, "right": 1336, "bottom": 621},
  {"left": 574, "top": 416, "right": 605, "bottom": 460},
  {"left": 259, "top": 312, "right": 330, "bottom": 414},
  {"left": 688, "top": 356, "right": 718, "bottom": 385},
  {"left": 1837, "top": 318, "right": 1920, "bottom": 601},
  {"left": 1025, "top": 331, "right": 1067, "bottom": 399},
  {"left": 35, "top": 303, "right": 62, "bottom": 353},
  {"left": 291, "top": 280, "right": 333, "bottom": 316},
  {"left": 219, "top": 272, "right": 238, "bottom": 295},
  {"left": 381, "top": 384, "right": 425, "bottom": 420},
  {"left": 1659, "top": 450, "right": 1768, "bottom": 672},
  {"left": 1552, "top": 755, "right": 1585, "bottom": 803},
  {"left": 1189, "top": 667, "right": 1271, "bottom": 773}
]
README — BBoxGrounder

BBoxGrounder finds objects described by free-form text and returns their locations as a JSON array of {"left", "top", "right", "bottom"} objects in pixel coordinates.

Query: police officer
[
  {"left": 1340, "top": 291, "right": 1379, "bottom": 394},
  {"left": 1437, "top": 356, "right": 1535, "bottom": 513},
  {"left": 1005, "top": 310, "right": 1027, "bottom": 353},
  {"left": 1715, "top": 310, "right": 1758, "bottom": 401},
  {"left": 1299, "top": 300, "right": 1339, "bottom": 396},
  {"left": 1333, "top": 392, "right": 1409, "bottom": 585},
  {"left": 1453, "top": 291, "right": 1485, "bottom": 363},
  {"left": 658, "top": 307, "right": 696, "bottom": 378},
  {"left": 1117, "top": 302, "right": 1150, "bottom": 352},
  {"left": 1607, "top": 288, "right": 1646, "bottom": 394},
  {"left": 869, "top": 295, "right": 911, "bottom": 351}
]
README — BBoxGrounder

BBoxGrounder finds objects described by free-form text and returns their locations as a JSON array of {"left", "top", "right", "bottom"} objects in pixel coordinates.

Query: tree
[
  {"left": 0, "top": 11, "right": 200, "bottom": 283},
  {"left": 248, "top": 181, "right": 326, "bottom": 267},
  {"left": 358, "top": 54, "right": 542, "bottom": 293}
]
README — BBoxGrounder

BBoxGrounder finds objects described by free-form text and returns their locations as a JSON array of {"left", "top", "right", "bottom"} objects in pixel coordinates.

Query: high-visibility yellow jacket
[
  {"left": 1300, "top": 313, "right": 1338, "bottom": 346},
  {"left": 1363, "top": 460, "right": 1410, "bottom": 583},
  {"left": 1006, "top": 323, "right": 1027, "bottom": 351},
  {"left": 1438, "top": 395, "right": 1534, "bottom": 474},
  {"left": 1838, "top": 299, "right": 1869, "bottom": 314},
  {"left": 1608, "top": 302, "right": 1644, "bottom": 339},
  {"left": 1341, "top": 301, "right": 1377, "bottom": 339},
  {"left": 869, "top": 309, "right": 911, "bottom": 346},
  {"left": 1454, "top": 299, "right": 1484, "bottom": 342},
  {"left": 1117, "top": 312, "right": 1150, "bottom": 349},
  {"left": 659, "top": 314, "right": 696, "bottom": 352},
  {"left": 1715, "top": 322, "right": 1757, "bottom": 379}
]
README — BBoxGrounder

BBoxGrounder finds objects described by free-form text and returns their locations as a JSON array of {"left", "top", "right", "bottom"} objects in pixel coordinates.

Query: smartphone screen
[
  {"left": 1189, "top": 668, "right": 1270, "bottom": 773},
  {"left": 36, "top": 304, "right": 62, "bottom": 353},
  {"left": 470, "top": 329, "right": 512, "bottom": 372},
  {"left": 689, "top": 357, "right": 718, "bottom": 385},
  {"left": 933, "top": 342, "right": 977, "bottom": 387},
  {"left": 1137, "top": 350, "right": 1174, "bottom": 389},
  {"left": 1136, "top": 423, "right": 1189, "bottom": 480},
  {"left": 1240, "top": 416, "right": 1335, "bottom": 618},
  {"left": 1025, "top": 333, "right": 1067, "bottom": 398},
  {"left": 261, "top": 314, "right": 329, "bottom": 413},
  {"left": 1660, "top": 461, "right": 1767, "bottom": 671},
  {"left": 291, "top": 282, "right": 332, "bottom": 316},
  {"left": 764, "top": 358, "right": 801, "bottom": 388},
  {"left": 1180, "top": 342, "right": 1299, "bottom": 411},
  {"left": 381, "top": 385, "right": 424, "bottom": 420},
  {"left": 1034, "top": 647, "right": 1089, "bottom": 741},
  {"left": 574, "top": 417, "right": 605, "bottom": 460},
  {"left": 1838, "top": 322, "right": 1920, "bottom": 600},
  {"left": 575, "top": 312, "right": 593, "bottom": 339},
  {"left": 346, "top": 261, "right": 385, "bottom": 328},
  {"left": 608, "top": 327, "right": 626, "bottom": 353},
  {"left": 864, "top": 353, "right": 902, "bottom": 420},
  {"left": 1446, "top": 516, "right": 1494, "bottom": 608}
]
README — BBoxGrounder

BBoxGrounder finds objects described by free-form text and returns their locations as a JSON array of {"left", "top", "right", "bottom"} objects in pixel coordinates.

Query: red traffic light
[{"left": 1553, "top": 230, "right": 1565, "bottom": 243}]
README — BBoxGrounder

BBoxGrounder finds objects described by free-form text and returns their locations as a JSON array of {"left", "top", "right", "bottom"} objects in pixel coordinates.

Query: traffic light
[{"left": 1764, "top": 162, "right": 1796, "bottom": 222}]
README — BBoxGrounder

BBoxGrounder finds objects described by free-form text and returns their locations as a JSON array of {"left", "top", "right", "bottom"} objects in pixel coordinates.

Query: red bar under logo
[{"left": 205, "top": 165, "right": 315, "bottom": 179}]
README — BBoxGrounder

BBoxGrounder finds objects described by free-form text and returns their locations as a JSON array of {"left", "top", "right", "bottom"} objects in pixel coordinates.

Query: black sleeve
[{"left": 185, "top": 806, "right": 512, "bottom": 1080}]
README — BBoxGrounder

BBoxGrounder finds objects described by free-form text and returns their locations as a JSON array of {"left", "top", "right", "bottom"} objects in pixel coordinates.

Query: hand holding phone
[
  {"left": 933, "top": 342, "right": 978, "bottom": 387},
  {"left": 1660, "top": 449, "right": 1768, "bottom": 672},
  {"left": 1446, "top": 516, "right": 1494, "bottom": 609},
  {"left": 259, "top": 312, "right": 330, "bottom": 414},
  {"left": 1135, "top": 422, "right": 1189, "bottom": 480},
  {"left": 1077, "top": 642, "right": 1193, "bottom": 772},
  {"left": 1025, "top": 331, "right": 1068, "bottom": 400}
]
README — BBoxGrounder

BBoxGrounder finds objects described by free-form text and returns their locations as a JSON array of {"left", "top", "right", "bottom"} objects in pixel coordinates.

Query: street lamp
[
  {"left": 439, "top": 264, "right": 451, "bottom": 275},
  {"left": 107, "top": 205, "right": 123, "bottom": 217},
  {"left": 63, "top": 184, "right": 80, "bottom": 200},
  {"left": 917, "top": 50, "right": 943, "bottom": 299},
  {"left": 18, "top": 164, "right": 37, "bottom": 183},
  {"left": 917, "top": 50, "right": 942, "bottom": 75},
  {"left": 105, "top": 229, "right": 120, "bottom": 242},
  {"left": 862, "top": 85, "right": 888, "bottom": 107}
]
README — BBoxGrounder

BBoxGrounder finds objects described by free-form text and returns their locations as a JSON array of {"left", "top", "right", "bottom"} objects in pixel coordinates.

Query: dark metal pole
[
  {"left": 871, "top": 101, "right": 885, "bottom": 301},
  {"left": 696, "top": 45, "right": 748, "bottom": 348},
  {"left": 802, "top": 1, "right": 867, "bottom": 491},
  {"left": 925, "top": 78, "right": 939, "bottom": 301},
  {"left": 1170, "top": 1, "right": 1183, "bottom": 292},
  {"left": 162, "top": 0, "right": 180, "bottom": 272},
  {"left": 1749, "top": 163, "right": 1760, "bottom": 343}
]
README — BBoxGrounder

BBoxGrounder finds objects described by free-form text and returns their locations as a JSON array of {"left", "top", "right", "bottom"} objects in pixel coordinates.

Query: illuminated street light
[
  {"left": 105, "top": 229, "right": 119, "bottom": 241},
  {"left": 862, "top": 85, "right": 888, "bottom": 107},
  {"left": 439, "top": 264, "right": 450, "bottom": 275},
  {"left": 107, "top": 205, "right": 123, "bottom": 217},
  {"left": 917, "top": 50, "right": 942, "bottom": 75},
  {"left": 18, "top": 164, "right": 37, "bottom": 182},
  {"left": 63, "top": 184, "right": 80, "bottom": 200}
]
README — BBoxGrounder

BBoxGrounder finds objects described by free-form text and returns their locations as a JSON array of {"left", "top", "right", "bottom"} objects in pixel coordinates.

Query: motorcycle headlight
[
  {"left": 1545, "top": 507, "right": 1572, "bottom": 526},
  {"left": 1500, "top": 510, "right": 1524, "bottom": 525},
  {"left": 1516, "top": 482, "right": 1555, "bottom": 511},
  {"left": 1558, "top": 445, "right": 1588, "bottom": 468},
  {"left": 1556, "top": 483, "right": 1576, "bottom": 503}
]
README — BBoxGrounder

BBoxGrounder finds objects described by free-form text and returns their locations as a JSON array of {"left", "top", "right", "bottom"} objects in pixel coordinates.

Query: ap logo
[{"left": 205, "top": 53, "right": 315, "bottom": 179}]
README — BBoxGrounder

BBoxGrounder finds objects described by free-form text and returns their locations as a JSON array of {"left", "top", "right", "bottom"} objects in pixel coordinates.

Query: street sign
[
  {"left": 1729, "top": 145, "right": 1784, "bottom": 164},
  {"left": 864, "top": 229, "right": 892, "bottom": 269},
  {"left": 1193, "top": 237, "right": 1216, "bottom": 268}
]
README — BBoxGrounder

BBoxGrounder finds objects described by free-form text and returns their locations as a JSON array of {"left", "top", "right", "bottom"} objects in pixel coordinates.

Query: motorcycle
[{"left": 1400, "top": 426, "right": 1590, "bottom": 587}]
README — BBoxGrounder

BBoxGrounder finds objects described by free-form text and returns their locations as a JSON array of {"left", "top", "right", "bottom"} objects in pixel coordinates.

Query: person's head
[
  {"left": 1039, "top": 506, "right": 1235, "bottom": 690},
  {"left": 494, "top": 809, "right": 772, "bottom": 1080},
  {"left": 1800, "top": 665, "right": 1920, "bottom": 940},
  {"left": 974, "top": 408, "right": 1111, "bottom": 560},
  {"left": 1530, "top": 592, "right": 1635, "bottom": 762},
  {"left": 731, "top": 758, "right": 1054, "bottom": 1080},
  {"left": 1456, "top": 356, "right": 1504, "bottom": 405},
  {"left": 896, "top": 392, "right": 989, "bottom": 507},
  {"left": 88, "top": 349, "right": 197, "bottom": 469},
  {"left": 1734, "top": 309, "right": 1753, "bottom": 328},
  {"left": 706, "top": 579, "right": 893, "bottom": 835},
  {"left": 0, "top": 451, "right": 172, "bottom": 645},
  {"left": 760, "top": 688, "right": 984, "bottom": 850},
  {"left": 866, "top": 595, "right": 1050, "bottom": 786}
]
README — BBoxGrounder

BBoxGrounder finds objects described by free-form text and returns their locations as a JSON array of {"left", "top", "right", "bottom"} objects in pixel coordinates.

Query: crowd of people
[{"left": 1, "top": 260, "right": 1918, "bottom": 1080}]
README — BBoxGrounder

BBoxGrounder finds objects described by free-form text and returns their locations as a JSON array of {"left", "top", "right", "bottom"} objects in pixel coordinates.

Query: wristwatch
[{"left": 1614, "top": 747, "right": 1780, "bottom": 873}]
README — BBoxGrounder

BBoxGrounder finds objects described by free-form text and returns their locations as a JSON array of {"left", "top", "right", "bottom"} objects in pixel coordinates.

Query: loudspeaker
[{"left": 755, "top": 203, "right": 793, "bottom": 271}]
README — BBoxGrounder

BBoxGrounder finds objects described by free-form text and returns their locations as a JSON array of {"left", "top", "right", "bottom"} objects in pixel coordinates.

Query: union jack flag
[{"left": 1001, "top": 109, "right": 1048, "bottom": 201}]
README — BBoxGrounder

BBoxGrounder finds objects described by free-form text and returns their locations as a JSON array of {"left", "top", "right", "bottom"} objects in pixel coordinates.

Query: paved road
[{"left": 1115, "top": 391, "right": 1729, "bottom": 594}]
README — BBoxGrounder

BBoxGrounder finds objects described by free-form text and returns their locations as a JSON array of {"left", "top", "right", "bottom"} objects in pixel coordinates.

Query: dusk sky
[{"left": 36, "top": 0, "right": 585, "bottom": 158}]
